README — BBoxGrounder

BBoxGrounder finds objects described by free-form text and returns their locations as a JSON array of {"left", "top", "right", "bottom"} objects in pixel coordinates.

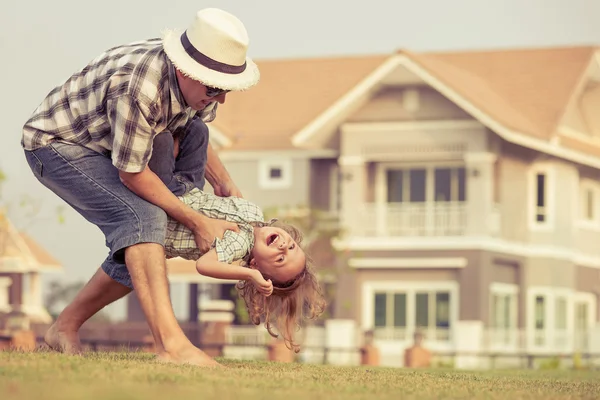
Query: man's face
[{"left": 175, "top": 69, "right": 227, "bottom": 110}]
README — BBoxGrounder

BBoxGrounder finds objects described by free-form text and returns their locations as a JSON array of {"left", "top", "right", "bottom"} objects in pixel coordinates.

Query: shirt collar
[
  {"left": 167, "top": 58, "right": 188, "bottom": 110},
  {"left": 166, "top": 57, "right": 218, "bottom": 122}
]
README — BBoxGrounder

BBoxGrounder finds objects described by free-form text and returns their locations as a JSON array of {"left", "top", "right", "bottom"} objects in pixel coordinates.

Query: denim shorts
[
  {"left": 24, "top": 142, "right": 168, "bottom": 289},
  {"left": 23, "top": 118, "right": 209, "bottom": 289}
]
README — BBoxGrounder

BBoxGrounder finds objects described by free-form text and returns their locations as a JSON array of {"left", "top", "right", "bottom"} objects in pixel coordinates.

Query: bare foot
[
  {"left": 44, "top": 323, "right": 83, "bottom": 354},
  {"left": 157, "top": 345, "right": 222, "bottom": 368}
]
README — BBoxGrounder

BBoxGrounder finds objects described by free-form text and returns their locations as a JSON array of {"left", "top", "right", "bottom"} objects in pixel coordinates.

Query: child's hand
[{"left": 250, "top": 270, "right": 273, "bottom": 297}]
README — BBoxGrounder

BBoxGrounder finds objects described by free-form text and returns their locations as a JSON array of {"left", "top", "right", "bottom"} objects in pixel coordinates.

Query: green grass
[{"left": 1, "top": 350, "right": 599, "bottom": 400}]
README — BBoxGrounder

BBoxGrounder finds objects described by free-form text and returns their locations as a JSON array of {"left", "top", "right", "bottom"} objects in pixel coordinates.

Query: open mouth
[{"left": 266, "top": 233, "right": 279, "bottom": 246}]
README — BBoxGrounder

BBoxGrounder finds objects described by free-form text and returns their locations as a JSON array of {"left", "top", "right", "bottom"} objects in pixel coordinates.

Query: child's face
[{"left": 250, "top": 226, "right": 306, "bottom": 284}]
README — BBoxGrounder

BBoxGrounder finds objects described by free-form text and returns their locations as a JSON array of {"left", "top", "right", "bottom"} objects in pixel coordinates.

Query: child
[
  {"left": 165, "top": 187, "right": 326, "bottom": 352},
  {"left": 151, "top": 121, "right": 326, "bottom": 353}
]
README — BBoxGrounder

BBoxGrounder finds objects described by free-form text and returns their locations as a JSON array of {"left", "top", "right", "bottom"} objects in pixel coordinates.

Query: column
[
  {"left": 464, "top": 153, "right": 498, "bottom": 236},
  {"left": 29, "top": 272, "right": 42, "bottom": 311},
  {"left": 339, "top": 155, "right": 366, "bottom": 237}
]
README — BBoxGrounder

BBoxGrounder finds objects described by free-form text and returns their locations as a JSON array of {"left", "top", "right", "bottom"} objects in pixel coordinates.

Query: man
[{"left": 21, "top": 8, "right": 259, "bottom": 366}]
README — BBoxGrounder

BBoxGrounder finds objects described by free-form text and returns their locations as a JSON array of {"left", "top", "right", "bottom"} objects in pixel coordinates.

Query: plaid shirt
[
  {"left": 165, "top": 188, "right": 264, "bottom": 263},
  {"left": 22, "top": 38, "right": 217, "bottom": 173}
]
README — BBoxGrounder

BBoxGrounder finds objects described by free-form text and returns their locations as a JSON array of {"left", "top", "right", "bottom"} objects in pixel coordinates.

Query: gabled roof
[
  {"left": 407, "top": 46, "right": 596, "bottom": 139},
  {"left": 209, "top": 45, "right": 600, "bottom": 166},
  {"left": 210, "top": 55, "right": 389, "bottom": 150},
  {"left": 0, "top": 213, "right": 63, "bottom": 273}
]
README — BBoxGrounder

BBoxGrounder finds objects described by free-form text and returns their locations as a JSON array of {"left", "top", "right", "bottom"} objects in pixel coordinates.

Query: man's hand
[
  {"left": 213, "top": 180, "right": 243, "bottom": 198},
  {"left": 192, "top": 214, "right": 240, "bottom": 253},
  {"left": 250, "top": 269, "right": 273, "bottom": 297}
]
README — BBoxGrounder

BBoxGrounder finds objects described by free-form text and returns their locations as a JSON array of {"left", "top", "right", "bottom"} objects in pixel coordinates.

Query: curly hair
[{"left": 235, "top": 220, "right": 327, "bottom": 353}]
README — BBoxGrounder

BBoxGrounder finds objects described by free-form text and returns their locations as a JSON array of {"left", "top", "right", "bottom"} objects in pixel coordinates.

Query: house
[
  {"left": 157, "top": 45, "right": 600, "bottom": 365},
  {"left": 0, "top": 210, "right": 63, "bottom": 324}
]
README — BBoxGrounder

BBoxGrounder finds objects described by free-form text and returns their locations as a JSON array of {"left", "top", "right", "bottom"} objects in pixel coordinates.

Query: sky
[{"left": 0, "top": 0, "right": 598, "bottom": 321}]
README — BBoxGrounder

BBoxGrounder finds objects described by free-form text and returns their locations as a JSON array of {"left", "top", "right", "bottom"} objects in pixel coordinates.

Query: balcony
[{"left": 355, "top": 202, "right": 463, "bottom": 237}]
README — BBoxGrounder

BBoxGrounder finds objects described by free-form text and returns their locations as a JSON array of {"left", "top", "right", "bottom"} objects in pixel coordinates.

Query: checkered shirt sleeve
[
  {"left": 21, "top": 39, "right": 218, "bottom": 173},
  {"left": 165, "top": 188, "right": 263, "bottom": 263}
]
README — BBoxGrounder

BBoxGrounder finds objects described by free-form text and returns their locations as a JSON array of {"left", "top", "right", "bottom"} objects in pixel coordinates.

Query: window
[
  {"left": 528, "top": 164, "right": 554, "bottom": 230},
  {"left": 386, "top": 166, "right": 466, "bottom": 203},
  {"left": 579, "top": 180, "right": 600, "bottom": 227},
  {"left": 535, "top": 173, "right": 546, "bottom": 223},
  {"left": 555, "top": 297, "right": 567, "bottom": 330},
  {"left": 490, "top": 283, "right": 519, "bottom": 347},
  {"left": 528, "top": 288, "right": 576, "bottom": 350},
  {"left": 574, "top": 292, "right": 596, "bottom": 351},
  {"left": 370, "top": 287, "right": 452, "bottom": 341},
  {"left": 258, "top": 159, "right": 292, "bottom": 189}
]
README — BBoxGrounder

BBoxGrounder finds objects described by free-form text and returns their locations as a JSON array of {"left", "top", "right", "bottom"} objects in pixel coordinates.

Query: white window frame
[
  {"left": 258, "top": 159, "right": 292, "bottom": 190},
  {"left": 489, "top": 283, "right": 519, "bottom": 329},
  {"left": 574, "top": 292, "right": 597, "bottom": 330},
  {"left": 578, "top": 179, "right": 600, "bottom": 230},
  {"left": 573, "top": 292, "right": 597, "bottom": 351},
  {"left": 527, "top": 163, "right": 555, "bottom": 231},
  {"left": 488, "top": 283, "right": 519, "bottom": 351},
  {"left": 526, "top": 287, "right": 574, "bottom": 353},
  {"left": 362, "top": 280, "right": 459, "bottom": 340},
  {"left": 0, "top": 277, "right": 12, "bottom": 312},
  {"left": 376, "top": 161, "right": 467, "bottom": 204}
]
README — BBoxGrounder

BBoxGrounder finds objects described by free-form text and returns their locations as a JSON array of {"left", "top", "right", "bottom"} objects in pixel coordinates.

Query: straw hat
[{"left": 162, "top": 8, "right": 260, "bottom": 91}]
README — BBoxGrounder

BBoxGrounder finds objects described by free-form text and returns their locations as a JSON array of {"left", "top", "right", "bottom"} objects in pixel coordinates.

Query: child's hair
[{"left": 236, "top": 220, "right": 327, "bottom": 353}]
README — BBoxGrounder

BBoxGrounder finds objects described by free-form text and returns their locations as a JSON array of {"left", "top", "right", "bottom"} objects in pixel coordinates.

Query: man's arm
[
  {"left": 205, "top": 142, "right": 243, "bottom": 198},
  {"left": 119, "top": 166, "right": 203, "bottom": 231}
]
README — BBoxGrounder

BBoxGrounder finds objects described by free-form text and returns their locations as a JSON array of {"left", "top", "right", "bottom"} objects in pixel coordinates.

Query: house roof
[
  {"left": 210, "top": 54, "right": 389, "bottom": 150},
  {"left": 19, "top": 233, "right": 62, "bottom": 271},
  {"left": 0, "top": 213, "right": 63, "bottom": 272},
  {"left": 210, "top": 45, "right": 600, "bottom": 160},
  {"left": 406, "top": 46, "right": 596, "bottom": 140}
]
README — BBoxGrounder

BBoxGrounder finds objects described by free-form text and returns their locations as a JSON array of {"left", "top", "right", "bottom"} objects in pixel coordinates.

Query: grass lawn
[{"left": 1, "top": 350, "right": 599, "bottom": 400}]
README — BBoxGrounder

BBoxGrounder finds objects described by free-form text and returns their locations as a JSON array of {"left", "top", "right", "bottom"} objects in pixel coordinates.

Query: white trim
[
  {"left": 338, "top": 155, "right": 365, "bottom": 166},
  {"left": 293, "top": 53, "right": 600, "bottom": 171},
  {"left": 464, "top": 152, "right": 498, "bottom": 164},
  {"left": 490, "top": 282, "right": 519, "bottom": 296},
  {"left": 526, "top": 286, "right": 575, "bottom": 352},
  {"left": 292, "top": 55, "right": 404, "bottom": 147},
  {"left": 0, "top": 257, "right": 30, "bottom": 273},
  {"left": 558, "top": 126, "right": 597, "bottom": 144},
  {"left": 329, "top": 163, "right": 340, "bottom": 213},
  {"left": 216, "top": 149, "right": 338, "bottom": 161},
  {"left": 258, "top": 158, "right": 293, "bottom": 190},
  {"left": 348, "top": 257, "right": 467, "bottom": 269},
  {"left": 578, "top": 179, "right": 600, "bottom": 229},
  {"left": 207, "top": 125, "right": 232, "bottom": 148},
  {"left": 574, "top": 291, "right": 597, "bottom": 329},
  {"left": 554, "top": 55, "right": 599, "bottom": 143},
  {"left": 362, "top": 280, "right": 459, "bottom": 331},
  {"left": 332, "top": 235, "right": 600, "bottom": 270},
  {"left": 527, "top": 162, "right": 555, "bottom": 232},
  {"left": 340, "top": 119, "right": 484, "bottom": 134}
]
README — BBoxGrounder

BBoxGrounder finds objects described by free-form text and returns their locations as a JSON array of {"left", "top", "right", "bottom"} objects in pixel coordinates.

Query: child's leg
[
  {"left": 173, "top": 117, "right": 209, "bottom": 191},
  {"left": 148, "top": 117, "right": 209, "bottom": 196},
  {"left": 148, "top": 132, "right": 188, "bottom": 196}
]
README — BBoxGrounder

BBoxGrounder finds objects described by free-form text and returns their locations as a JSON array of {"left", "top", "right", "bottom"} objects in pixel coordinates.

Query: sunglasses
[{"left": 205, "top": 85, "right": 230, "bottom": 97}]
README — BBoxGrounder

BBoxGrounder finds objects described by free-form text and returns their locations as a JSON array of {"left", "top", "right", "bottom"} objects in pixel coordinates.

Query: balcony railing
[
  {"left": 354, "top": 202, "right": 501, "bottom": 237},
  {"left": 357, "top": 202, "right": 467, "bottom": 237}
]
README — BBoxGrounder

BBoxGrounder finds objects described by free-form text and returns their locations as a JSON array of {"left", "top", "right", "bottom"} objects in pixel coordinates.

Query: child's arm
[{"left": 196, "top": 250, "right": 273, "bottom": 296}]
